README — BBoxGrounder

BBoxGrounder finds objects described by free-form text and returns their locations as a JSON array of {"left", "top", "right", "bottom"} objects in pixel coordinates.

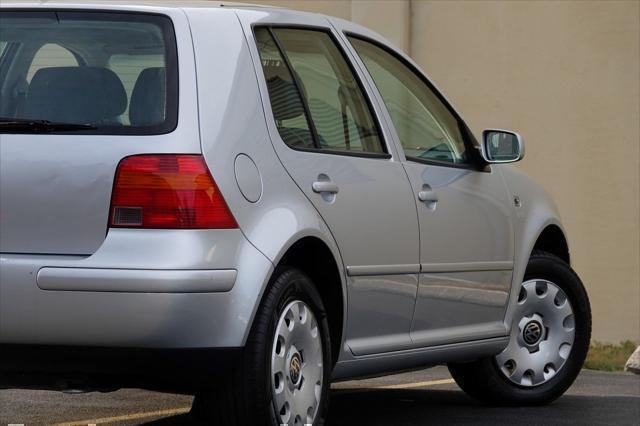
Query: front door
[
  {"left": 347, "top": 36, "right": 515, "bottom": 347},
  {"left": 251, "top": 26, "right": 420, "bottom": 355}
]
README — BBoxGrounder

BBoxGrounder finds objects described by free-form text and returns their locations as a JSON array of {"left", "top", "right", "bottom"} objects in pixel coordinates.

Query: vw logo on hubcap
[
  {"left": 289, "top": 352, "right": 302, "bottom": 384},
  {"left": 523, "top": 320, "right": 543, "bottom": 345}
]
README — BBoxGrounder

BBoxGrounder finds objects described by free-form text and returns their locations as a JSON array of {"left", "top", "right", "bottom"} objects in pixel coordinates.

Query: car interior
[{"left": 0, "top": 16, "right": 168, "bottom": 129}]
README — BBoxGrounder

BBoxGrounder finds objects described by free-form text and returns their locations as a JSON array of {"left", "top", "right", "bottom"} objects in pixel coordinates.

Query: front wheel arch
[
  {"left": 448, "top": 250, "right": 591, "bottom": 405},
  {"left": 533, "top": 224, "right": 570, "bottom": 265}
]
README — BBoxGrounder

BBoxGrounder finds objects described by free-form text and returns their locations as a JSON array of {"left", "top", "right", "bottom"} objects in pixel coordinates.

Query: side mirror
[{"left": 481, "top": 129, "right": 525, "bottom": 163}]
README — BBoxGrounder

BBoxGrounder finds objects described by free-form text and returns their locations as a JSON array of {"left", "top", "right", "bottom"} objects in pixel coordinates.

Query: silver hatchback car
[{"left": 0, "top": 2, "right": 591, "bottom": 425}]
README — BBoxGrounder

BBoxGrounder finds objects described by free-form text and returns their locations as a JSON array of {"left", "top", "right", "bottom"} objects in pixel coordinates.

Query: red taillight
[{"left": 109, "top": 154, "right": 238, "bottom": 229}]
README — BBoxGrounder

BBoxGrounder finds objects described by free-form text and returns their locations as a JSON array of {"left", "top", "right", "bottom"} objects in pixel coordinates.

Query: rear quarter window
[{"left": 0, "top": 11, "right": 178, "bottom": 135}]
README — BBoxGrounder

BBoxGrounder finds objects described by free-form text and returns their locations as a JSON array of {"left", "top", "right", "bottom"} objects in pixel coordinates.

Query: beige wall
[
  {"left": 242, "top": 0, "right": 411, "bottom": 50},
  {"left": 240, "top": 0, "right": 640, "bottom": 343}
]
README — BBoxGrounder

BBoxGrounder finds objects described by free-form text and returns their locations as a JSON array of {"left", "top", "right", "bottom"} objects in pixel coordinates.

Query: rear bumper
[{"left": 0, "top": 229, "right": 274, "bottom": 349}]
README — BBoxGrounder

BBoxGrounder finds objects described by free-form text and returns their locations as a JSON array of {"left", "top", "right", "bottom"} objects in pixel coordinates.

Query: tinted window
[
  {"left": 255, "top": 28, "right": 315, "bottom": 149},
  {"left": 108, "top": 54, "right": 166, "bottom": 126},
  {"left": 256, "top": 27, "right": 385, "bottom": 155},
  {"left": 349, "top": 37, "right": 468, "bottom": 165},
  {"left": 26, "top": 43, "right": 79, "bottom": 82},
  {"left": 0, "top": 11, "right": 178, "bottom": 134}
]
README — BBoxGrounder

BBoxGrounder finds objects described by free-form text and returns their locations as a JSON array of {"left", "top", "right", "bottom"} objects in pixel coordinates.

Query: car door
[
  {"left": 250, "top": 25, "right": 420, "bottom": 355},
  {"left": 346, "top": 35, "right": 515, "bottom": 347}
]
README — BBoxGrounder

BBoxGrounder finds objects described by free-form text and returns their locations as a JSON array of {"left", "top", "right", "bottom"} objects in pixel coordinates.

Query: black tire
[
  {"left": 448, "top": 250, "right": 591, "bottom": 405},
  {"left": 192, "top": 267, "right": 332, "bottom": 425}
]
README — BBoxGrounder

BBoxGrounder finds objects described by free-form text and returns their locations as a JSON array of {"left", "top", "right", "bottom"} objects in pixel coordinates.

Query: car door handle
[
  {"left": 418, "top": 184, "right": 438, "bottom": 203},
  {"left": 312, "top": 181, "right": 339, "bottom": 194},
  {"left": 418, "top": 190, "right": 438, "bottom": 202}
]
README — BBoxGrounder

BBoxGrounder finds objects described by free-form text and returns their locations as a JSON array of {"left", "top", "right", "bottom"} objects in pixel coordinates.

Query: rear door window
[
  {"left": 254, "top": 27, "right": 315, "bottom": 150},
  {"left": 255, "top": 27, "right": 386, "bottom": 155},
  {"left": 0, "top": 11, "right": 178, "bottom": 134}
]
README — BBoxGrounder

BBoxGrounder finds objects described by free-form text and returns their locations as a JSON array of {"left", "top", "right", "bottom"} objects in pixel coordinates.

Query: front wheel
[
  {"left": 193, "top": 267, "right": 332, "bottom": 425},
  {"left": 448, "top": 250, "right": 591, "bottom": 405}
]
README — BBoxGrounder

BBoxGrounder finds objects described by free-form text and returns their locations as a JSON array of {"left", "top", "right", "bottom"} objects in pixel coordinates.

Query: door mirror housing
[{"left": 481, "top": 129, "right": 524, "bottom": 163}]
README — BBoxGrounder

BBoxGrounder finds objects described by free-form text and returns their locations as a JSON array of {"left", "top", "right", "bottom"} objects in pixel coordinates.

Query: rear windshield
[{"left": 0, "top": 11, "right": 178, "bottom": 134}]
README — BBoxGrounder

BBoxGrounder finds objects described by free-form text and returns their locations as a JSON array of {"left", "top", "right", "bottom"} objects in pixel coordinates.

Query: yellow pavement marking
[
  {"left": 51, "top": 407, "right": 191, "bottom": 426},
  {"left": 53, "top": 378, "right": 455, "bottom": 425},
  {"left": 332, "top": 377, "right": 456, "bottom": 392},
  {"left": 373, "top": 378, "right": 455, "bottom": 389}
]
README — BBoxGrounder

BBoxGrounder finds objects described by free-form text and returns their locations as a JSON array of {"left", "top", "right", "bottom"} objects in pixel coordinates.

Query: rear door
[
  {"left": 0, "top": 9, "right": 197, "bottom": 255},
  {"left": 345, "top": 35, "right": 515, "bottom": 346},
  {"left": 248, "top": 22, "right": 420, "bottom": 355}
]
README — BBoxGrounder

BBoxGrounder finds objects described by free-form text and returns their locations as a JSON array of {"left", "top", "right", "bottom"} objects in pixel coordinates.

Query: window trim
[
  {"left": 344, "top": 32, "right": 487, "bottom": 170},
  {"left": 252, "top": 24, "right": 392, "bottom": 160},
  {"left": 0, "top": 9, "right": 179, "bottom": 136}
]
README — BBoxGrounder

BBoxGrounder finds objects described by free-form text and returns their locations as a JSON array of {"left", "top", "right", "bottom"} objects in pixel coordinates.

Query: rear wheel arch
[{"left": 273, "top": 236, "right": 345, "bottom": 366}]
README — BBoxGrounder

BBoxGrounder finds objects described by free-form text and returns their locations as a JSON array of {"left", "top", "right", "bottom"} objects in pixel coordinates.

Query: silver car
[{"left": 0, "top": 1, "right": 591, "bottom": 425}]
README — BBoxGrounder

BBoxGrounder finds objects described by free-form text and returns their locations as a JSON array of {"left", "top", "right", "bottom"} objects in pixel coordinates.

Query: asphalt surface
[{"left": 1, "top": 366, "right": 638, "bottom": 425}]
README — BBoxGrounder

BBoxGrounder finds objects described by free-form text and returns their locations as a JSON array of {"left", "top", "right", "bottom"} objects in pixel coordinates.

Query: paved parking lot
[{"left": 1, "top": 366, "right": 638, "bottom": 425}]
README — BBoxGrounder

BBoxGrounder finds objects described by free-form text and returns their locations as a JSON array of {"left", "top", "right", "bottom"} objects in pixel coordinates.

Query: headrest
[
  {"left": 266, "top": 75, "right": 305, "bottom": 121},
  {"left": 25, "top": 66, "right": 127, "bottom": 124},
  {"left": 129, "top": 67, "right": 166, "bottom": 127}
]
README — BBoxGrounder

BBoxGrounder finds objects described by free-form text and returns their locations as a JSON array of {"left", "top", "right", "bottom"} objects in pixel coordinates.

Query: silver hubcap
[
  {"left": 496, "top": 279, "right": 575, "bottom": 387},
  {"left": 271, "top": 300, "right": 323, "bottom": 425}
]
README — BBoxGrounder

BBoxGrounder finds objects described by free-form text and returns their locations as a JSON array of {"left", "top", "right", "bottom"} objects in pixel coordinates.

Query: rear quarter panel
[{"left": 184, "top": 8, "right": 348, "bottom": 347}]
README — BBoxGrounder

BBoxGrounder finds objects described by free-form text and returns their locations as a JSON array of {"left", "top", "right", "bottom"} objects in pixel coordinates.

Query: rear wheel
[
  {"left": 192, "top": 268, "right": 332, "bottom": 425},
  {"left": 448, "top": 250, "right": 591, "bottom": 405}
]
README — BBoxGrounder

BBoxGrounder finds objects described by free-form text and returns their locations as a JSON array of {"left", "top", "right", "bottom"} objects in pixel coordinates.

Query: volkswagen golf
[{"left": 0, "top": 2, "right": 591, "bottom": 425}]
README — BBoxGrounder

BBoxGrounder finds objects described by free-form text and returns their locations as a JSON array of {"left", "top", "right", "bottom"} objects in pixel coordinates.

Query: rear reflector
[{"left": 109, "top": 154, "right": 238, "bottom": 229}]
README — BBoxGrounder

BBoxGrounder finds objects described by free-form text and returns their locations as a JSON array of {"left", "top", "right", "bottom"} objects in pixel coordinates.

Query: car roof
[
  {"left": 0, "top": 0, "right": 393, "bottom": 63},
  {"left": 0, "top": 0, "right": 275, "bottom": 11},
  {"left": 0, "top": 1, "right": 346, "bottom": 33}
]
